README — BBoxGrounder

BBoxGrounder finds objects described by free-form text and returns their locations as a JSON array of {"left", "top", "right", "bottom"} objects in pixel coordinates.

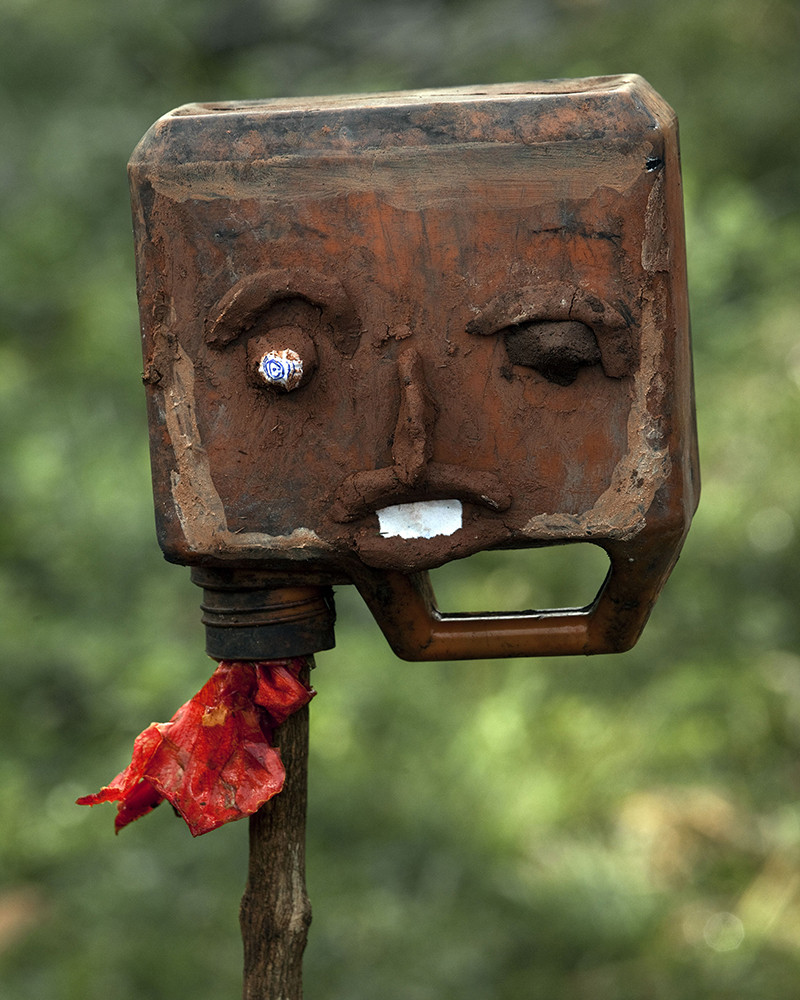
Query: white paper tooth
[{"left": 376, "top": 500, "right": 462, "bottom": 539}]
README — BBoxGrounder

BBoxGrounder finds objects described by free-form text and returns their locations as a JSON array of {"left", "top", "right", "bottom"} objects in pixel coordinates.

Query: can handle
[{"left": 353, "top": 534, "right": 682, "bottom": 660}]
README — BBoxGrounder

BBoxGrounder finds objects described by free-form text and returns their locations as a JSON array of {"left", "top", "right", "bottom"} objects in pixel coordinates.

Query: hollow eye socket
[{"left": 503, "top": 320, "right": 601, "bottom": 386}]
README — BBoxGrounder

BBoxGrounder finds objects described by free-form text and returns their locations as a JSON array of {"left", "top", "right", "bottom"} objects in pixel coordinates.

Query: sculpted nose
[
  {"left": 329, "top": 343, "right": 510, "bottom": 524},
  {"left": 391, "top": 346, "right": 436, "bottom": 486}
]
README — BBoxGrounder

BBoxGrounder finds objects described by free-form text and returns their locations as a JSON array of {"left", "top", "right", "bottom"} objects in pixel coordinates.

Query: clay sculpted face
[{"left": 186, "top": 161, "right": 650, "bottom": 574}]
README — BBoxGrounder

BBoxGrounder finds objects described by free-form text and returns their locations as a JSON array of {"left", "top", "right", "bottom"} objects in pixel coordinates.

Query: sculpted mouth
[
  {"left": 329, "top": 462, "right": 511, "bottom": 525},
  {"left": 328, "top": 464, "right": 513, "bottom": 570},
  {"left": 328, "top": 462, "right": 512, "bottom": 570}
]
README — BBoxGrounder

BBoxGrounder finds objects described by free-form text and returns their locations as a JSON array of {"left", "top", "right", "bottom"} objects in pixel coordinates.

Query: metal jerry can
[{"left": 130, "top": 75, "right": 699, "bottom": 661}]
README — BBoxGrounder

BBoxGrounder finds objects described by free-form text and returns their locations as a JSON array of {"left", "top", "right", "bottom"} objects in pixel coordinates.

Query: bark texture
[{"left": 240, "top": 662, "right": 312, "bottom": 1000}]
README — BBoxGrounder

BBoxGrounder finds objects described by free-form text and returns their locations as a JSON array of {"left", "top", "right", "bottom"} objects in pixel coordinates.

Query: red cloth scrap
[{"left": 77, "top": 658, "right": 315, "bottom": 837}]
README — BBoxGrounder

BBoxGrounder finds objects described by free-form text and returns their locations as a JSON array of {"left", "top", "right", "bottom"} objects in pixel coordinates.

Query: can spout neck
[{"left": 191, "top": 568, "right": 336, "bottom": 660}]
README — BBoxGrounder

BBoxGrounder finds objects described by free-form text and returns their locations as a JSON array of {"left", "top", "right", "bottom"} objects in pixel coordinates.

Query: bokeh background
[{"left": 2, "top": 1, "right": 799, "bottom": 997}]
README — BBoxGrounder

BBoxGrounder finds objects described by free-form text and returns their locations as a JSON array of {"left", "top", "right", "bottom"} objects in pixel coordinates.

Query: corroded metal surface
[{"left": 131, "top": 75, "right": 698, "bottom": 658}]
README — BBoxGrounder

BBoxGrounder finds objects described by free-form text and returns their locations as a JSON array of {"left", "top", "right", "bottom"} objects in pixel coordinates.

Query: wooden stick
[{"left": 240, "top": 660, "right": 313, "bottom": 1000}]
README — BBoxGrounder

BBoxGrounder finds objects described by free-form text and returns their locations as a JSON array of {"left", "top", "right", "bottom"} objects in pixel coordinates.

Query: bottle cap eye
[
  {"left": 258, "top": 349, "right": 303, "bottom": 390},
  {"left": 246, "top": 325, "right": 318, "bottom": 392}
]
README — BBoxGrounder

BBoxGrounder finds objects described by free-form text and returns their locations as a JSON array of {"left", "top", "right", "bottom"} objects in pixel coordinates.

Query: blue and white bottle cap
[{"left": 258, "top": 349, "right": 303, "bottom": 390}]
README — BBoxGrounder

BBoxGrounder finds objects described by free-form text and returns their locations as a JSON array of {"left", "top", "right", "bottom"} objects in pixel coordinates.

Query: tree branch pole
[{"left": 240, "top": 658, "right": 313, "bottom": 1000}]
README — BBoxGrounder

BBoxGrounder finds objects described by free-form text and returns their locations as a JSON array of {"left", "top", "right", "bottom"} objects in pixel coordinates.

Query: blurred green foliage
[{"left": 2, "top": 0, "right": 799, "bottom": 996}]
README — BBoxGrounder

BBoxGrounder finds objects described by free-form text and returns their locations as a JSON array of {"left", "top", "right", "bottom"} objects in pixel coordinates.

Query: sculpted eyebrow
[
  {"left": 205, "top": 267, "right": 361, "bottom": 357},
  {"left": 466, "top": 285, "right": 639, "bottom": 378}
]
